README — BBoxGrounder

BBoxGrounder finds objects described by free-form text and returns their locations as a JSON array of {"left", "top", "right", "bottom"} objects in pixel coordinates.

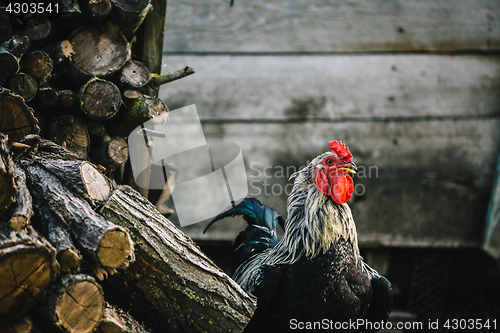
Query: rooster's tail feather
[{"left": 204, "top": 198, "right": 285, "bottom": 273}]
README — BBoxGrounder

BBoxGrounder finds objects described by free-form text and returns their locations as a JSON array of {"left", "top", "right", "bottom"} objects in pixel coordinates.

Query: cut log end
[
  {"left": 36, "top": 274, "right": 105, "bottom": 333},
  {"left": 81, "top": 162, "right": 111, "bottom": 202},
  {"left": 0, "top": 227, "right": 59, "bottom": 323},
  {"left": 0, "top": 88, "right": 40, "bottom": 144},
  {"left": 97, "top": 228, "right": 134, "bottom": 269},
  {"left": 56, "top": 279, "right": 104, "bottom": 333},
  {"left": 9, "top": 215, "right": 27, "bottom": 230},
  {"left": 57, "top": 247, "right": 82, "bottom": 273},
  {"left": 80, "top": 78, "right": 122, "bottom": 120},
  {"left": 21, "top": 51, "right": 53, "bottom": 81},
  {"left": 49, "top": 116, "right": 89, "bottom": 160}
]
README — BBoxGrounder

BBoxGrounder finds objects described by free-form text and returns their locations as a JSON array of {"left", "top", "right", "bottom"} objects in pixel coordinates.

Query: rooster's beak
[{"left": 338, "top": 162, "right": 357, "bottom": 174}]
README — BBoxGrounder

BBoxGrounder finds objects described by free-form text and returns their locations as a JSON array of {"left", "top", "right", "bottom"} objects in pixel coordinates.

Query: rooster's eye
[{"left": 325, "top": 159, "right": 334, "bottom": 166}]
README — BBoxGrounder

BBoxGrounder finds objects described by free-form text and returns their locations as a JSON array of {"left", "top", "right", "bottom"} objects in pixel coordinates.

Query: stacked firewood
[
  {"left": 0, "top": 138, "right": 256, "bottom": 333},
  {"left": 0, "top": 1, "right": 256, "bottom": 333},
  {"left": 0, "top": 0, "right": 194, "bottom": 183}
]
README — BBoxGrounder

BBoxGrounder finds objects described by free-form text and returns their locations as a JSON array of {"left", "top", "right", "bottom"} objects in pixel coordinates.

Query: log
[
  {"left": 20, "top": 51, "right": 53, "bottom": 81},
  {"left": 149, "top": 66, "right": 195, "bottom": 89},
  {"left": 37, "top": 139, "right": 79, "bottom": 161},
  {"left": 3, "top": 35, "right": 30, "bottom": 58},
  {"left": 56, "top": 90, "right": 77, "bottom": 109},
  {"left": 0, "top": 133, "right": 16, "bottom": 213},
  {"left": 69, "top": 20, "right": 131, "bottom": 79},
  {"left": 33, "top": 157, "right": 112, "bottom": 204},
  {"left": 78, "top": 78, "right": 121, "bottom": 120},
  {"left": 38, "top": 40, "right": 73, "bottom": 70},
  {"left": 33, "top": 274, "right": 105, "bottom": 333},
  {"left": 110, "top": 0, "right": 152, "bottom": 40},
  {"left": 119, "top": 60, "right": 151, "bottom": 89},
  {"left": 34, "top": 87, "right": 59, "bottom": 108},
  {"left": 108, "top": 90, "right": 168, "bottom": 137},
  {"left": 95, "top": 303, "right": 151, "bottom": 333},
  {"left": 92, "top": 137, "right": 129, "bottom": 172},
  {"left": 86, "top": 119, "right": 109, "bottom": 143},
  {"left": 21, "top": 162, "right": 134, "bottom": 269},
  {"left": 0, "top": 316, "right": 33, "bottom": 333},
  {"left": 9, "top": 164, "right": 33, "bottom": 230},
  {"left": 48, "top": 116, "right": 89, "bottom": 160},
  {"left": 0, "top": 225, "right": 60, "bottom": 324},
  {"left": 45, "top": 220, "right": 82, "bottom": 274},
  {"left": 100, "top": 186, "right": 256, "bottom": 333},
  {"left": 0, "top": 7, "right": 14, "bottom": 43},
  {"left": 0, "top": 38, "right": 21, "bottom": 76},
  {"left": 80, "top": 0, "right": 113, "bottom": 22},
  {"left": 6, "top": 73, "right": 38, "bottom": 102},
  {"left": 21, "top": 13, "right": 51, "bottom": 42},
  {"left": 0, "top": 88, "right": 40, "bottom": 144}
]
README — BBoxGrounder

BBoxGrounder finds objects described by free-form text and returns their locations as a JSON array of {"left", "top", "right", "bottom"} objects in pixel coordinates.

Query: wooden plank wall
[{"left": 159, "top": 0, "right": 500, "bottom": 247}]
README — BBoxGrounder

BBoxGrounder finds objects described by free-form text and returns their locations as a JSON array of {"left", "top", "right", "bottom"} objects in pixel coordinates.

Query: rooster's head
[{"left": 314, "top": 140, "right": 357, "bottom": 204}]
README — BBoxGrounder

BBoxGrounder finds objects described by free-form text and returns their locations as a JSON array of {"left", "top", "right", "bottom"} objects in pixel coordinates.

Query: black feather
[{"left": 204, "top": 198, "right": 285, "bottom": 273}]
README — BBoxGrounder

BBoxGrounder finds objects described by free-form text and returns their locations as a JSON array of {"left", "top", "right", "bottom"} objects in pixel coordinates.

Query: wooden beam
[{"left": 163, "top": 0, "right": 500, "bottom": 53}]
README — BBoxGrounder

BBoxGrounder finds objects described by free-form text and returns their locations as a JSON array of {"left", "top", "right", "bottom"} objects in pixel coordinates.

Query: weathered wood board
[
  {"left": 159, "top": 54, "right": 500, "bottom": 247},
  {"left": 163, "top": 0, "right": 500, "bottom": 53},
  {"left": 160, "top": 55, "right": 500, "bottom": 120},
  {"left": 173, "top": 120, "right": 500, "bottom": 247}
]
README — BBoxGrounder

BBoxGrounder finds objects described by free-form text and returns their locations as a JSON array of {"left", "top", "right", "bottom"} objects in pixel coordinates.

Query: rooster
[{"left": 204, "top": 141, "right": 392, "bottom": 332}]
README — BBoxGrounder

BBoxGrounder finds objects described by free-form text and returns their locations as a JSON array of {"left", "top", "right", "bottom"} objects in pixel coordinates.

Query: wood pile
[
  {"left": 0, "top": 0, "right": 194, "bottom": 184},
  {"left": 0, "top": 1, "right": 256, "bottom": 332}
]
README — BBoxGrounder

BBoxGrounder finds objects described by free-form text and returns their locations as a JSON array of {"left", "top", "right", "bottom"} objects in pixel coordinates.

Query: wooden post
[{"left": 126, "top": 0, "right": 167, "bottom": 198}]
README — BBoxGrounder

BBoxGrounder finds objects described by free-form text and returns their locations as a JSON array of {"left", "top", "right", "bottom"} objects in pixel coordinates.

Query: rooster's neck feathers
[
  {"left": 281, "top": 154, "right": 360, "bottom": 262},
  {"left": 233, "top": 153, "right": 361, "bottom": 292}
]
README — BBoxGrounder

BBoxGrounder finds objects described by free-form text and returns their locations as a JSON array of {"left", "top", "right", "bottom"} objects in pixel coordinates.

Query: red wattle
[
  {"left": 330, "top": 173, "right": 354, "bottom": 204},
  {"left": 315, "top": 168, "right": 330, "bottom": 196}
]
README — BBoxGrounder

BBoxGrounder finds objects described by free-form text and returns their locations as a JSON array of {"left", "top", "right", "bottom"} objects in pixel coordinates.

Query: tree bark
[
  {"left": 32, "top": 157, "right": 112, "bottom": 204},
  {"left": 149, "top": 66, "right": 195, "bottom": 89},
  {"left": 0, "top": 225, "right": 60, "bottom": 324},
  {"left": 37, "top": 139, "right": 79, "bottom": 161},
  {"left": 100, "top": 186, "right": 256, "bottom": 333},
  {"left": 96, "top": 303, "right": 152, "bottom": 333},
  {"left": 110, "top": 0, "right": 152, "bottom": 40},
  {"left": 8, "top": 164, "right": 33, "bottom": 230},
  {"left": 78, "top": 78, "right": 121, "bottom": 120},
  {"left": 108, "top": 90, "right": 168, "bottom": 137},
  {"left": 20, "top": 161, "right": 134, "bottom": 269},
  {"left": 0, "top": 133, "right": 17, "bottom": 213},
  {"left": 6, "top": 73, "right": 38, "bottom": 102},
  {"left": 68, "top": 20, "right": 130, "bottom": 80},
  {"left": 20, "top": 51, "right": 53, "bottom": 81},
  {"left": 33, "top": 274, "right": 105, "bottom": 333},
  {"left": 48, "top": 116, "right": 89, "bottom": 160}
]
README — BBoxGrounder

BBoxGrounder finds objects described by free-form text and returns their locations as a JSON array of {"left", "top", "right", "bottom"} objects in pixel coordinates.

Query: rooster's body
[{"left": 205, "top": 141, "right": 392, "bottom": 332}]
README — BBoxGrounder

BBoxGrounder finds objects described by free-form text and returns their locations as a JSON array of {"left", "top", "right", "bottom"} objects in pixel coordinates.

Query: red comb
[{"left": 329, "top": 140, "right": 353, "bottom": 162}]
